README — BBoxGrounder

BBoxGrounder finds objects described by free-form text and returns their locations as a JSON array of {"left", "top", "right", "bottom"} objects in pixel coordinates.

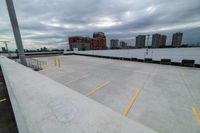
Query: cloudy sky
[{"left": 0, "top": 0, "right": 200, "bottom": 50}]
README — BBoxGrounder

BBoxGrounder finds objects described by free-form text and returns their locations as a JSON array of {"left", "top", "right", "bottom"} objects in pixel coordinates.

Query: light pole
[
  {"left": 146, "top": 34, "right": 150, "bottom": 55},
  {"left": 5, "top": 0, "right": 27, "bottom": 66},
  {"left": 0, "top": 41, "right": 11, "bottom": 57}
]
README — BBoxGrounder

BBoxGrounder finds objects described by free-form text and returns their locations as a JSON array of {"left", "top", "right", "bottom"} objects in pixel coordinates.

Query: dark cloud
[{"left": 0, "top": 0, "right": 200, "bottom": 50}]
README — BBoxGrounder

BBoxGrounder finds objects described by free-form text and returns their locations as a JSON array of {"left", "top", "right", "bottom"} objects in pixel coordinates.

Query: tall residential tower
[
  {"left": 172, "top": 32, "right": 183, "bottom": 47},
  {"left": 136, "top": 35, "right": 146, "bottom": 48},
  {"left": 152, "top": 34, "right": 167, "bottom": 48}
]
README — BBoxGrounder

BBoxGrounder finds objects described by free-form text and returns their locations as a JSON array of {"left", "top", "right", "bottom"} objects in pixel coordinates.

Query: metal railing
[{"left": 26, "top": 58, "right": 47, "bottom": 71}]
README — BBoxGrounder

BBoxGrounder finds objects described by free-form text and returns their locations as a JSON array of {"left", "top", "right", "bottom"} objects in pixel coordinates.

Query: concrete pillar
[{"left": 6, "top": 0, "right": 27, "bottom": 66}]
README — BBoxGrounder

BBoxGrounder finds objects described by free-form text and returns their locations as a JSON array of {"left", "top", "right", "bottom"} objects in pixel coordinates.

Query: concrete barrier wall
[
  {"left": 75, "top": 48, "right": 200, "bottom": 64},
  {"left": 0, "top": 56, "right": 157, "bottom": 133},
  {"left": 0, "top": 51, "right": 63, "bottom": 58}
]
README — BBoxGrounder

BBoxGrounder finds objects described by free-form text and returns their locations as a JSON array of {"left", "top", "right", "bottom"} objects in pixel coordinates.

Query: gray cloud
[{"left": 0, "top": 0, "right": 200, "bottom": 50}]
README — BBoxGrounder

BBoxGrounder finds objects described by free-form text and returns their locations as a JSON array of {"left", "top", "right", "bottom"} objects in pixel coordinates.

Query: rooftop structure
[{"left": 93, "top": 32, "right": 106, "bottom": 39}]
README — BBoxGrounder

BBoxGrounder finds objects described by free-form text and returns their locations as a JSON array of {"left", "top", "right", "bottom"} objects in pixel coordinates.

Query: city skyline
[{"left": 0, "top": 0, "right": 200, "bottom": 50}]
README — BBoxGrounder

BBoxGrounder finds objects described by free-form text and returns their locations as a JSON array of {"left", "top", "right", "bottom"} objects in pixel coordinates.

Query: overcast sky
[{"left": 0, "top": 0, "right": 200, "bottom": 50}]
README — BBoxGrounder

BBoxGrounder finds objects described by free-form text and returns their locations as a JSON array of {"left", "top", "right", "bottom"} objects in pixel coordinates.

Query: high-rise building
[
  {"left": 120, "top": 41, "right": 127, "bottom": 49},
  {"left": 152, "top": 34, "right": 167, "bottom": 48},
  {"left": 152, "top": 34, "right": 161, "bottom": 48},
  {"left": 110, "top": 39, "right": 119, "bottom": 49},
  {"left": 136, "top": 35, "right": 146, "bottom": 48},
  {"left": 172, "top": 32, "right": 183, "bottom": 47},
  {"left": 160, "top": 35, "right": 167, "bottom": 47}
]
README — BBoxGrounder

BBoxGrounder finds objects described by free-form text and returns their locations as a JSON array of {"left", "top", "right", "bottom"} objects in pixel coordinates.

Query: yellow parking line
[
  {"left": 177, "top": 67, "right": 185, "bottom": 76},
  {"left": 0, "top": 98, "right": 7, "bottom": 103},
  {"left": 192, "top": 107, "right": 200, "bottom": 128},
  {"left": 39, "top": 69, "right": 49, "bottom": 74},
  {"left": 64, "top": 75, "right": 89, "bottom": 85},
  {"left": 40, "top": 67, "right": 65, "bottom": 74},
  {"left": 39, "top": 67, "right": 52, "bottom": 73},
  {"left": 155, "top": 64, "right": 160, "bottom": 73},
  {"left": 59, "top": 68, "right": 68, "bottom": 73},
  {"left": 85, "top": 81, "right": 111, "bottom": 96},
  {"left": 122, "top": 90, "right": 140, "bottom": 116}
]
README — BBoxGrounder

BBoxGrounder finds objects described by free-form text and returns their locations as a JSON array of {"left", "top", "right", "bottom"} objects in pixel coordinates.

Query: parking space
[{"left": 37, "top": 55, "right": 200, "bottom": 133}]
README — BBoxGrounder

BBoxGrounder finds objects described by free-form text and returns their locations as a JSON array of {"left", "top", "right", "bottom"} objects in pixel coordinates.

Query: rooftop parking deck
[
  {"left": 37, "top": 55, "right": 200, "bottom": 133},
  {"left": 1, "top": 56, "right": 157, "bottom": 133}
]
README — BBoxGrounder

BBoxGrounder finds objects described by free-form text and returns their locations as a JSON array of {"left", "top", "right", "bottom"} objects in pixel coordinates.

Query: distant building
[
  {"left": 1, "top": 47, "right": 7, "bottom": 52},
  {"left": 136, "top": 35, "right": 146, "bottom": 48},
  {"left": 110, "top": 39, "right": 119, "bottom": 49},
  {"left": 91, "top": 38, "right": 106, "bottom": 50},
  {"left": 93, "top": 32, "right": 106, "bottom": 39},
  {"left": 68, "top": 36, "right": 91, "bottom": 51},
  {"left": 68, "top": 32, "right": 106, "bottom": 51},
  {"left": 152, "top": 34, "right": 167, "bottom": 48},
  {"left": 152, "top": 34, "right": 161, "bottom": 48},
  {"left": 120, "top": 41, "right": 127, "bottom": 49},
  {"left": 172, "top": 32, "right": 183, "bottom": 47},
  {"left": 91, "top": 32, "right": 106, "bottom": 50},
  {"left": 160, "top": 35, "right": 167, "bottom": 47}
]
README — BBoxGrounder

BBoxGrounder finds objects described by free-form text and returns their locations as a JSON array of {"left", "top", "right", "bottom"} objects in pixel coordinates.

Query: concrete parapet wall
[{"left": 75, "top": 48, "right": 200, "bottom": 64}]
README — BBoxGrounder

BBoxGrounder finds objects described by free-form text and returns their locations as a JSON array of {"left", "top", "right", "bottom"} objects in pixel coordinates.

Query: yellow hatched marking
[
  {"left": 85, "top": 81, "right": 111, "bottom": 96},
  {"left": 122, "top": 90, "right": 140, "bottom": 116},
  {"left": 192, "top": 107, "right": 200, "bottom": 128},
  {"left": 64, "top": 75, "right": 89, "bottom": 85}
]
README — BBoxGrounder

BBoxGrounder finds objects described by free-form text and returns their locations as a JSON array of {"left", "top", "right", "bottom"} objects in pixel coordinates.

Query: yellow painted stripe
[
  {"left": 177, "top": 68, "right": 183, "bottom": 76},
  {"left": 64, "top": 75, "right": 89, "bottom": 85},
  {"left": 54, "top": 58, "right": 57, "bottom": 67},
  {"left": 122, "top": 90, "right": 140, "bottom": 116},
  {"left": 58, "top": 58, "right": 61, "bottom": 68},
  {"left": 192, "top": 107, "right": 200, "bottom": 128},
  {"left": 39, "top": 67, "right": 53, "bottom": 73},
  {"left": 0, "top": 98, "right": 7, "bottom": 103},
  {"left": 39, "top": 69, "right": 49, "bottom": 74},
  {"left": 85, "top": 81, "right": 111, "bottom": 96},
  {"left": 59, "top": 69, "right": 68, "bottom": 73},
  {"left": 155, "top": 65, "right": 160, "bottom": 73}
]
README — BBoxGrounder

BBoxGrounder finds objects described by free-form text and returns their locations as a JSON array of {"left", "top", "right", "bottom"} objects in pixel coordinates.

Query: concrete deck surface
[
  {"left": 1, "top": 56, "right": 158, "bottom": 133},
  {"left": 38, "top": 55, "right": 200, "bottom": 133}
]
